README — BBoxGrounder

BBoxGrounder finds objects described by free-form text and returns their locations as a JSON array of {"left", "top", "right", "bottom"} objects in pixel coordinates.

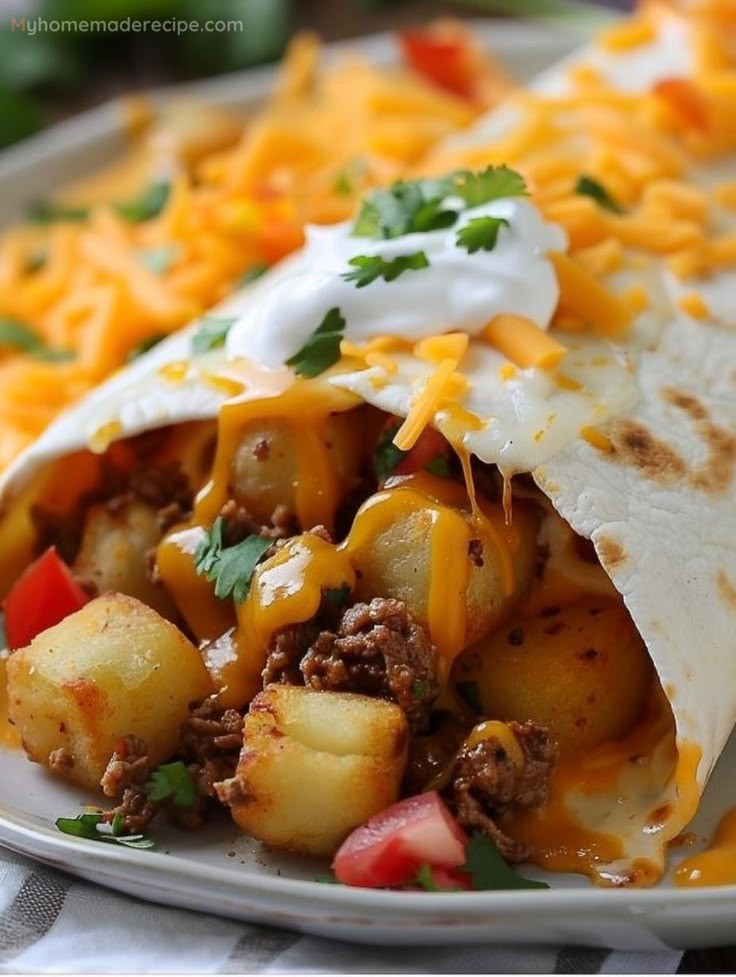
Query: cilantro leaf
[
  {"left": 238, "top": 263, "right": 268, "bottom": 286},
  {"left": 191, "top": 317, "right": 236, "bottom": 355},
  {"left": 115, "top": 181, "right": 171, "bottom": 223},
  {"left": 286, "top": 307, "right": 346, "bottom": 378},
  {"left": 136, "top": 245, "right": 181, "bottom": 276},
  {"left": 314, "top": 872, "right": 341, "bottom": 884},
  {"left": 456, "top": 216, "right": 510, "bottom": 254},
  {"left": 323, "top": 584, "right": 351, "bottom": 608},
  {"left": 55, "top": 813, "right": 154, "bottom": 849},
  {"left": 27, "top": 199, "right": 89, "bottom": 224},
  {"left": 351, "top": 167, "right": 527, "bottom": 241},
  {"left": 194, "top": 518, "right": 272, "bottom": 603},
  {"left": 145, "top": 761, "right": 197, "bottom": 808},
  {"left": 415, "top": 863, "right": 441, "bottom": 891},
  {"left": 413, "top": 864, "right": 463, "bottom": 892},
  {"left": 412, "top": 680, "right": 429, "bottom": 700},
  {"left": 423, "top": 456, "right": 451, "bottom": 478},
  {"left": 126, "top": 334, "right": 166, "bottom": 363},
  {"left": 456, "top": 165, "right": 528, "bottom": 207},
  {"left": 462, "top": 834, "right": 549, "bottom": 890},
  {"left": 375, "top": 422, "right": 407, "bottom": 481},
  {"left": 334, "top": 169, "right": 354, "bottom": 197},
  {"left": 0, "top": 317, "right": 74, "bottom": 362},
  {"left": 574, "top": 175, "right": 623, "bottom": 214},
  {"left": 455, "top": 680, "right": 483, "bottom": 713},
  {"left": 342, "top": 251, "right": 429, "bottom": 288}
]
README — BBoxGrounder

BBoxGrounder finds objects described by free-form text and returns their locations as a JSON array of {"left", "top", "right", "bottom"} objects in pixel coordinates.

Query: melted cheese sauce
[{"left": 674, "top": 808, "right": 736, "bottom": 887}]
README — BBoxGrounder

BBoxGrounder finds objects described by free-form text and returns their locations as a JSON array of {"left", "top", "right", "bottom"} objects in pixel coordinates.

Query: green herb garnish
[
  {"left": 414, "top": 863, "right": 463, "bottom": 892},
  {"left": 323, "top": 584, "right": 351, "bottom": 608},
  {"left": 115, "top": 181, "right": 171, "bottom": 223},
  {"left": 455, "top": 680, "right": 483, "bottom": 713},
  {"left": 136, "top": 245, "right": 181, "bottom": 276},
  {"left": 456, "top": 216, "right": 510, "bottom": 254},
  {"left": 0, "top": 317, "right": 73, "bottom": 362},
  {"left": 375, "top": 422, "right": 407, "bottom": 481},
  {"left": 145, "top": 761, "right": 197, "bottom": 808},
  {"left": 342, "top": 251, "right": 429, "bottom": 288},
  {"left": 334, "top": 169, "right": 354, "bottom": 197},
  {"left": 55, "top": 813, "right": 154, "bottom": 849},
  {"left": 126, "top": 334, "right": 166, "bottom": 363},
  {"left": 314, "top": 872, "right": 341, "bottom": 884},
  {"left": 412, "top": 680, "right": 429, "bottom": 700},
  {"left": 27, "top": 199, "right": 90, "bottom": 224},
  {"left": 352, "top": 166, "right": 527, "bottom": 240},
  {"left": 286, "top": 307, "right": 345, "bottom": 378},
  {"left": 423, "top": 456, "right": 451, "bottom": 478},
  {"left": 462, "top": 833, "right": 549, "bottom": 890},
  {"left": 574, "top": 175, "right": 623, "bottom": 214},
  {"left": 194, "top": 518, "right": 272, "bottom": 603},
  {"left": 238, "top": 263, "right": 269, "bottom": 286},
  {"left": 191, "top": 316, "right": 236, "bottom": 355}
]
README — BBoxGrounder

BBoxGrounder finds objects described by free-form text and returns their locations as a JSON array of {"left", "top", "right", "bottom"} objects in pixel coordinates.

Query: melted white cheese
[{"left": 226, "top": 198, "right": 566, "bottom": 367}]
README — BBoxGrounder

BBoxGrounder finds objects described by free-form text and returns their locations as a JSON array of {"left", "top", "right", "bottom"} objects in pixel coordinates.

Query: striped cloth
[{"left": 0, "top": 848, "right": 685, "bottom": 975}]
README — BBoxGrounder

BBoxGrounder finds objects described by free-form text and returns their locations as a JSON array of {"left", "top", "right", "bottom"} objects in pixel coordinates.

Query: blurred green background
[{"left": 0, "top": 0, "right": 626, "bottom": 151}]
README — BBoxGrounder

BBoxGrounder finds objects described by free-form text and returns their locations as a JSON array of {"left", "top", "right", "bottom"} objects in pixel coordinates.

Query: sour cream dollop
[{"left": 226, "top": 197, "right": 567, "bottom": 367}]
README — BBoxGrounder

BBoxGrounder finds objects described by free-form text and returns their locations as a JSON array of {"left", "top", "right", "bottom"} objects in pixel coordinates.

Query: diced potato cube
[
  {"left": 6, "top": 593, "right": 213, "bottom": 790},
  {"left": 222, "top": 685, "right": 408, "bottom": 856}
]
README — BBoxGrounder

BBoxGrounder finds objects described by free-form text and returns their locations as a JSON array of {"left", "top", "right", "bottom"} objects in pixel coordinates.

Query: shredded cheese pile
[
  {"left": 359, "top": 0, "right": 736, "bottom": 449},
  {"left": 0, "top": 23, "right": 508, "bottom": 471}
]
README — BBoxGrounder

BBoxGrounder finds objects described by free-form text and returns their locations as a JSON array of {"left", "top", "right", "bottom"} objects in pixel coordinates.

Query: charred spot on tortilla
[
  {"left": 715, "top": 569, "right": 736, "bottom": 612},
  {"left": 608, "top": 420, "right": 686, "bottom": 483},
  {"left": 596, "top": 535, "right": 627, "bottom": 572},
  {"left": 661, "top": 386, "right": 736, "bottom": 494}
]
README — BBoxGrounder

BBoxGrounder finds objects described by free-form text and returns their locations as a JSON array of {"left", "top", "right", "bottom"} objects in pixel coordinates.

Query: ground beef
[
  {"left": 263, "top": 598, "right": 438, "bottom": 732},
  {"left": 31, "top": 458, "right": 193, "bottom": 564},
  {"left": 178, "top": 698, "right": 244, "bottom": 801},
  {"left": 98, "top": 735, "right": 160, "bottom": 835},
  {"left": 217, "top": 499, "right": 298, "bottom": 547},
  {"left": 451, "top": 721, "right": 557, "bottom": 863}
]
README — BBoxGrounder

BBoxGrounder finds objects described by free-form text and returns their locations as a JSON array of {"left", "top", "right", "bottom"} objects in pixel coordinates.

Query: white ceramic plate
[{"left": 2, "top": 16, "right": 736, "bottom": 951}]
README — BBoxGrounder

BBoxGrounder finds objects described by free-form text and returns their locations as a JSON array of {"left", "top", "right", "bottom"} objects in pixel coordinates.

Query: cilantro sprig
[
  {"left": 29, "top": 181, "right": 171, "bottom": 226},
  {"left": 352, "top": 165, "right": 527, "bottom": 240},
  {"left": 194, "top": 518, "right": 272, "bottom": 603},
  {"left": 286, "top": 307, "right": 345, "bottom": 378},
  {"left": 0, "top": 317, "right": 74, "bottom": 362},
  {"left": 55, "top": 813, "right": 154, "bottom": 849},
  {"left": 126, "top": 334, "right": 166, "bottom": 363},
  {"left": 191, "top": 316, "right": 236, "bottom": 355},
  {"left": 342, "top": 251, "right": 429, "bottom": 288},
  {"left": 462, "top": 834, "right": 549, "bottom": 891},
  {"left": 375, "top": 422, "right": 407, "bottom": 481},
  {"left": 145, "top": 761, "right": 197, "bottom": 808},
  {"left": 574, "top": 175, "right": 623, "bottom": 214},
  {"left": 456, "top": 216, "right": 510, "bottom": 254}
]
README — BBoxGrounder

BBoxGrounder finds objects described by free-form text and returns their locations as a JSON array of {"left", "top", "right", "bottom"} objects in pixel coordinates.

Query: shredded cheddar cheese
[
  {"left": 0, "top": 24, "right": 506, "bottom": 472},
  {"left": 483, "top": 314, "right": 567, "bottom": 371},
  {"left": 393, "top": 358, "right": 459, "bottom": 452},
  {"left": 678, "top": 292, "right": 711, "bottom": 320}
]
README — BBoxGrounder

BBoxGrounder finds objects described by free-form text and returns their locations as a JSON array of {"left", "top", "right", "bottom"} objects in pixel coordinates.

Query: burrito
[{"left": 1, "top": 2, "right": 735, "bottom": 890}]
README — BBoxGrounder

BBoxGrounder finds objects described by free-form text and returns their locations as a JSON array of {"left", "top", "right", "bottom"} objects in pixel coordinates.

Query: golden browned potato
[
  {"left": 6, "top": 594, "right": 213, "bottom": 791},
  {"left": 452, "top": 597, "right": 654, "bottom": 754},
  {"left": 349, "top": 481, "right": 539, "bottom": 653},
  {"left": 231, "top": 408, "right": 374, "bottom": 527},
  {"left": 221, "top": 685, "right": 407, "bottom": 855},
  {"left": 73, "top": 501, "right": 173, "bottom": 616}
]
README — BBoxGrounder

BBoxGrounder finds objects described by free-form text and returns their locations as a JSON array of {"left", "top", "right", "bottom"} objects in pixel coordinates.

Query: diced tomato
[
  {"left": 393, "top": 425, "right": 451, "bottom": 478},
  {"left": 399, "top": 29, "right": 478, "bottom": 101},
  {"left": 332, "top": 791, "right": 467, "bottom": 888},
  {"left": 4, "top": 547, "right": 90, "bottom": 650},
  {"left": 653, "top": 78, "right": 710, "bottom": 132},
  {"left": 429, "top": 866, "right": 473, "bottom": 891}
]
